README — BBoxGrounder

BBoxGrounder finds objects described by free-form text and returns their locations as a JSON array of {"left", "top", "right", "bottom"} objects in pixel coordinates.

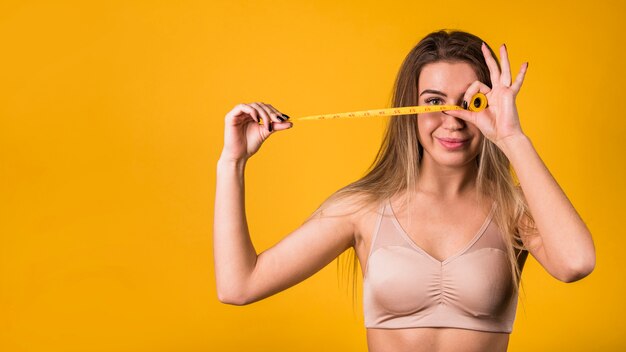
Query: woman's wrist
[
  {"left": 218, "top": 154, "right": 248, "bottom": 173},
  {"left": 496, "top": 133, "right": 530, "bottom": 156}
]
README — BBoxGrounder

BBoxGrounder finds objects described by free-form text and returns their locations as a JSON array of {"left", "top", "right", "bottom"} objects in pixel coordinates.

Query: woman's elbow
[
  {"left": 217, "top": 290, "right": 250, "bottom": 306},
  {"left": 216, "top": 280, "right": 251, "bottom": 305},
  {"left": 560, "top": 251, "right": 596, "bottom": 283}
]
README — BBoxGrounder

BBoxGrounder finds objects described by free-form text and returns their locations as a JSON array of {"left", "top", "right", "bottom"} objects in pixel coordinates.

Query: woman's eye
[{"left": 425, "top": 98, "right": 443, "bottom": 105}]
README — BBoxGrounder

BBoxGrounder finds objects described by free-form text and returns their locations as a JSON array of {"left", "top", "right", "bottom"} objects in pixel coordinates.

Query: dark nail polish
[
  {"left": 462, "top": 100, "right": 468, "bottom": 109},
  {"left": 282, "top": 114, "right": 290, "bottom": 120},
  {"left": 277, "top": 115, "right": 285, "bottom": 122},
  {"left": 268, "top": 122, "right": 273, "bottom": 132}
]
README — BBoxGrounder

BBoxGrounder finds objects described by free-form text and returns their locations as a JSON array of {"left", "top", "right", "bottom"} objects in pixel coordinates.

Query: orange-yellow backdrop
[{"left": 1, "top": 0, "right": 624, "bottom": 351}]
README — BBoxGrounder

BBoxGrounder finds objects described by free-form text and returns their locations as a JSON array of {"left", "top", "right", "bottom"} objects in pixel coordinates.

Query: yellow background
[{"left": 1, "top": 0, "right": 624, "bottom": 351}]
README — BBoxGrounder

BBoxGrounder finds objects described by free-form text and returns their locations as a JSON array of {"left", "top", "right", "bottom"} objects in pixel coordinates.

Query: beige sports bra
[{"left": 363, "top": 199, "right": 520, "bottom": 333}]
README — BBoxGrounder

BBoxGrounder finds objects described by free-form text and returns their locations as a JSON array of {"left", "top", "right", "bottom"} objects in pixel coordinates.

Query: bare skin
[{"left": 214, "top": 42, "right": 595, "bottom": 351}]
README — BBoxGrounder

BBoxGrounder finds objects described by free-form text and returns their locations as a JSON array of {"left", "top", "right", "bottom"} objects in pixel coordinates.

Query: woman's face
[{"left": 417, "top": 60, "right": 484, "bottom": 168}]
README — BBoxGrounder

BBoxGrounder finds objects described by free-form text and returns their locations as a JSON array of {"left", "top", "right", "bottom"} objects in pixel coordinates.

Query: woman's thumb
[{"left": 272, "top": 122, "right": 294, "bottom": 131}]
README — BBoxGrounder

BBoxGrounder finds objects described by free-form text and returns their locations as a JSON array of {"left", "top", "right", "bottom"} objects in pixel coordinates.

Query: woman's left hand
[{"left": 442, "top": 42, "right": 528, "bottom": 148}]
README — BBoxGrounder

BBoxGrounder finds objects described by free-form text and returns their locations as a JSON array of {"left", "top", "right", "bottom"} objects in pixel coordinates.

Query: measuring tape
[{"left": 296, "top": 92, "right": 488, "bottom": 121}]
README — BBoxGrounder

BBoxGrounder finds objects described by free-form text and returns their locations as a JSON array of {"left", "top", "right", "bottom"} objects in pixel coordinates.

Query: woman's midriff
[{"left": 366, "top": 327, "right": 510, "bottom": 352}]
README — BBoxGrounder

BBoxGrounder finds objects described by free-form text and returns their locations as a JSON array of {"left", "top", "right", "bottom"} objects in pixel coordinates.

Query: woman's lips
[{"left": 436, "top": 137, "right": 468, "bottom": 150}]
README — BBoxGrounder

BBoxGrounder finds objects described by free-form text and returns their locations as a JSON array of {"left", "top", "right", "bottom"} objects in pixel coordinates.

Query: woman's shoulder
[
  {"left": 318, "top": 191, "right": 384, "bottom": 218},
  {"left": 318, "top": 191, "right": 387, "bottom": 243}
]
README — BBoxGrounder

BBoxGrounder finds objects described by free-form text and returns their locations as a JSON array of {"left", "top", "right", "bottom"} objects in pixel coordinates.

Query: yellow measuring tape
[{"left": 296, "top": 92, "right": 488, "bottom": 121}]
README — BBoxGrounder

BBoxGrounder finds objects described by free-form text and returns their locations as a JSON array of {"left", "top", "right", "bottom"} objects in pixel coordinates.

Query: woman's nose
[{"left": 441, "top": 113, "right": 465, "bottom": 130}]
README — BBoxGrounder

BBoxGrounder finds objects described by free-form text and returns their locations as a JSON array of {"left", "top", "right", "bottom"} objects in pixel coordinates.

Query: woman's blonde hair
[{"left": 302, "top": 29, "right": 537, "bottom": 314}]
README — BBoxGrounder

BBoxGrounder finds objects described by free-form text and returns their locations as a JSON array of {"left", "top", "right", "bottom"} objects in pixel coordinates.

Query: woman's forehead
[{"left": 418, "top": 61, "right": 478, "bottom": 94}]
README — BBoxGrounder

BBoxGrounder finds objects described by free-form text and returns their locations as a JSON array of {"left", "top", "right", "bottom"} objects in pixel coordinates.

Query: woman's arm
[
  {"left": 213, "top": 156, "right": 258, "bottom": 304},
  {"left": 213, "top": 155, "right": 356, "bottom": 305},
  {"left": 214, "top": 101, "right": 356, "bottom": 305},
  {"left": 500, "top": 133, "right": 596, "bottom": 283}
]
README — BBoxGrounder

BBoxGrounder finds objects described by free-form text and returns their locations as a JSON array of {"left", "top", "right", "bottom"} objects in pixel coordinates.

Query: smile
[{"left": 436, "top": 137, "right": 468, "bottom": 150}]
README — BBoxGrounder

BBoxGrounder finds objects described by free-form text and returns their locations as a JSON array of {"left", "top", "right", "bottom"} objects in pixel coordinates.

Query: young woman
[{"left": 213, "top": 30, "right": 596, "bottom": 352}]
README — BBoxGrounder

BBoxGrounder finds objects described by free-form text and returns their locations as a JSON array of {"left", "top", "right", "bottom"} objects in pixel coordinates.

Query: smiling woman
[{"left": 214, "top": 29, "right": 596, "bottom": 352}]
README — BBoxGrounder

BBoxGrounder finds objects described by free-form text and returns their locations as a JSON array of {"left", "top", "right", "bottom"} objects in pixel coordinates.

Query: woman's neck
[{"left": 415, "top": 158, "right": 479, "bottom": 200}]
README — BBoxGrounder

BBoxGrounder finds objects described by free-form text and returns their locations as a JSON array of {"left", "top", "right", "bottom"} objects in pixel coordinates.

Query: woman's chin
[{"left": 430, "top": 155, "right": 479, "bottom": 168}]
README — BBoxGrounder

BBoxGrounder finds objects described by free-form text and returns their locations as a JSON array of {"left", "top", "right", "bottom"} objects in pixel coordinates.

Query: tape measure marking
[{"left": 296, "top": 93, "right": 488, "bottom": 121}]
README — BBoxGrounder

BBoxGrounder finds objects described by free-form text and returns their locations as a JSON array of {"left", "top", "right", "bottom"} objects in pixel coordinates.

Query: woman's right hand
[{"left": 220, "top": 102, "right": 293, "bottom": 162}]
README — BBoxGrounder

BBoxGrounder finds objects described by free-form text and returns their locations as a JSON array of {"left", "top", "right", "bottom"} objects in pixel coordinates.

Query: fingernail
[
  {"left": 277, "top": 114, "right": 285, "bottom": 122},
  {"left": 462, "top": 100, "right": 468, "bottom": 109},
  {"left": 268, "top": 122, "right": 273, "bottom": 132},
  {"left": 282, "top": 114, "right": 290, "bottom": 120}
]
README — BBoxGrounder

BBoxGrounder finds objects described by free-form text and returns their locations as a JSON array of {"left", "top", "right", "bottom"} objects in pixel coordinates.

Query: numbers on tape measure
[{"left": 296, "top": 92, "right": 488, "bottom": 121}]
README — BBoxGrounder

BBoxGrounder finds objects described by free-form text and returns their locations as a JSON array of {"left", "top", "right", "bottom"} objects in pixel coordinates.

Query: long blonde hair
[{"left": 303, "top": 29, "right": 538, "bottom": 314}]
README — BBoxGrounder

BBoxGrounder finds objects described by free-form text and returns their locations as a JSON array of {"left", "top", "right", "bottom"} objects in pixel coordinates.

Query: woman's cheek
[{"left": 417, "top": 116, "right": 439, "bottom": 136}]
